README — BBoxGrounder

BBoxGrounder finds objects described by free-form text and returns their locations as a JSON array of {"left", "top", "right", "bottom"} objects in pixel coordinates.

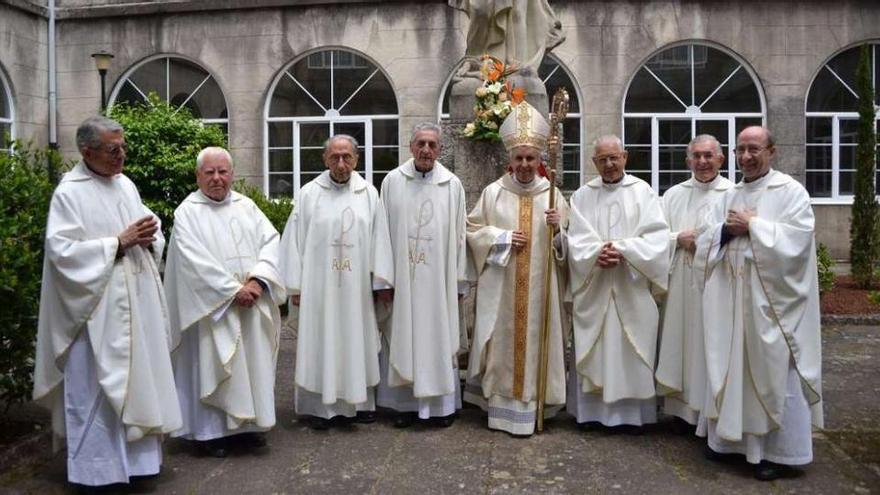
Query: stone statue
[{"left": 449, "top": 0, "right": 565, "bottom": 73}]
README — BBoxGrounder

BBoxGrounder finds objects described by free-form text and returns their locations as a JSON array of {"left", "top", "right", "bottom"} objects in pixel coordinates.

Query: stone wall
[
  {"left": 1, "top": 0, "right": 878, "bottom": 258},
  {"left": 0, "top": 3, "right": 49, "bottom": 147}
]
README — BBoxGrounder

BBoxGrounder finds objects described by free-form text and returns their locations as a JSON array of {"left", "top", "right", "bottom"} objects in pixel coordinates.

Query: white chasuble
[
  {"left": 655, "top": 175, "right": 732, "bottom": 424},
  {"left": 165, "top": 190, "right": 285, "bottom": 437},
  {"left": 33, "top": 161, "right": 182, "bottom": 451},
  {"left": 694, "top": 170, "right": 823, "bottom": 446},
  {"left": 465, "top": 174, "right": 569, "bottom": 433},
  {"left": 379, "top": 160, "right": 467, "bottom": 401},
  {"left": 566, "top": 175, "right": 669, "bottom": 408},
  {"left": 280, "top": 171, "right": 394, "bottom": 408}
]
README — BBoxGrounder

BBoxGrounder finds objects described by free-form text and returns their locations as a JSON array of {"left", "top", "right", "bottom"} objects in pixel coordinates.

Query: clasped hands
[
  {"left": 234, "top": 279, "right": 264, "bottom": 308},
  {"left": 725, "top": 208, "right": 756, "bottom": 237},
  {"left": 511, "top": 208, "right": 561, "bottom": 252},
  {"left": 597, "top": 242, "right": 623, "bottom": 269}
]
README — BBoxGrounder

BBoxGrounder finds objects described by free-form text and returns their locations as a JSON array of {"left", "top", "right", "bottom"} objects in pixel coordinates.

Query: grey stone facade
[{"left": 1, "top": 0, "right": 879, "bottom": 258}]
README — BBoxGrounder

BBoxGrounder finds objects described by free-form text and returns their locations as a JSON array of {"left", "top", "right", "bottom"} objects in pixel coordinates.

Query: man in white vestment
[
  {"left": 694, "top": 126, "right": 823, "bottom": 481},
  {"left": 165, "top": 147, "right": 285, "bottom": 457},
  {"left": 32, "top": 116, "right": 182, "bottom": 487},
  {"left": 377, "top": 123, "right": 467, "bottom": 428},
  {"left": 280, "top": 135, "right": 394, "bottom": 430},
  {"left": 465, "top": 101, "right": 569, "bottom": 437},
  {"left": 566, "top": 135, "right": 669, "bottom": 434},
  {"left": 656, "top": 135, "right": 733, "bottom": 431}
]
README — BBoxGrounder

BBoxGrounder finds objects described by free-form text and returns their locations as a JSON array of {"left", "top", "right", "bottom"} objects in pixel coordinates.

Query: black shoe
[
  {"left": 754, "top": 460, "right": 797, "bottom": 481},
  {"left": 393, "top": 412, "right": 417, "bottom": 428},
  {"left": 670, "top": 417, "right": 694, "bottom": 435},
  {"left": 576, "top": 421, "right": 601, "bottom": 432},
  {"left": 616, "top": 425, "right": 644, "bottom": 436},
  {"left": 431, "top": 413, "right": 457, "bottom": 428},
  {"left": 201, "top": 438, "right": 228, "bottom": 458},
  {"left": 355, "top": 410, "right": 377, "bottom": 424},
  {"left": 704, "top": 446, "right": 738, "bottom": 463},
  {"left": 308, "top": 416, "right": 331, "bottom": 430},
  {"left": 242, "top": 432, "right": 268, "bottom": 449}
]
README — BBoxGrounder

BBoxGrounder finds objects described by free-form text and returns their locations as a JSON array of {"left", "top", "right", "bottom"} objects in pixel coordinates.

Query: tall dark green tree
[{"left": 850, "top": 44, "right": 879, "bottom": 289}]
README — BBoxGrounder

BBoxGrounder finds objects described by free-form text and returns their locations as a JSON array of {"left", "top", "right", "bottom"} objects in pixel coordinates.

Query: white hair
[
  {"left": 592, "top": 134, "right": 624, "bottom": 153},
  {"left": 687, "top": 134, "right": 723, "bottom": 158},
  {"left": 196, "top": 146, "right": 234, "bottom": 170},
  {"left": 410, "top": 122, "right": 442, "bottom": 143}
]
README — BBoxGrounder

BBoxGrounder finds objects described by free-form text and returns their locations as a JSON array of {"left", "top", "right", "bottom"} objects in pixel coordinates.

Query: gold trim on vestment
[{"left": 512, "top": 195, "right": 533, "bottom": 400}]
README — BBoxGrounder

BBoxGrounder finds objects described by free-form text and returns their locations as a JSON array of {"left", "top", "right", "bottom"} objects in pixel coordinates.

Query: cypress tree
[{"left": 850, "top": 44, "right": 878, "bottom": 289}]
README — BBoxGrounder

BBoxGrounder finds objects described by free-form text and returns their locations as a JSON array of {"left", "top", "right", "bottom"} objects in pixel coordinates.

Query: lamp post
[{"left": 90, "top": 50, "right": 114, "bottom": 111}]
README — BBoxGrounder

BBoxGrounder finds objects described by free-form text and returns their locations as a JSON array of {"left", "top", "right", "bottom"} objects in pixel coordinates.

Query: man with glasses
[
  {"left": 32, "top": 116, "right": 181, "bottom": 487},
  {"left": 566, "top": 135, "right": 670, "bottom": 434},
  {"left": 694, "top": 126, "right": 823, "bottom": 480},
  {"left": 655, "top": 135, "right": 733, "bottom": 433},
  {"left": 377, "top": 123, "right": 467, "bottom": 428},
  {"left": 279, "top": 134, "right": 394, "bottom": 430}
]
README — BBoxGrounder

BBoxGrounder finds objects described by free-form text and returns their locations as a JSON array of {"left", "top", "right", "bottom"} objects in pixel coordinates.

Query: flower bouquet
[{"left": 462, "top": 55, "right": 526, "bottom": 142}]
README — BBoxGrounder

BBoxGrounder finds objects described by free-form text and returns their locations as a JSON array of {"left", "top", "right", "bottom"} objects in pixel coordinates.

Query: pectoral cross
[
  {"left": 331, "top": 207, "right": 355, "bottom": 287},
  {"left": 227, "top": 217, "right": 255, "bottom": 283},
  {"left": 604, "top": 200, "right": 623, "bottom": 241},
  {"left": 408, "top": 199, "right": 433, "bottom": 279}
]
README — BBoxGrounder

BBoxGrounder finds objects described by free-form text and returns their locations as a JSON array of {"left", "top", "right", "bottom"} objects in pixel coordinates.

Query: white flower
[
  {"left": 463, "top": 122, "right": 476, "bottom": 136},
  {"left": 485, "top": 121, "right": 498, "bottom": 130},
  {"left": 488, "top": 82, "right": 503, "bottom": 94},
  {"left": 475, "top": 87, "right": 488, "bottom": 98}
]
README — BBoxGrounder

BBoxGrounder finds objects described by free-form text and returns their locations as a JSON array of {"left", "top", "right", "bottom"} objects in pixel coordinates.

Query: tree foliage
[
  {"left": 236, "top": 180, "right": 294, "bottom": 233},
  {"left": 0, "top": 141, "right": 66, "bottom": 405},
  {"left": 849, "top": 45, "right": 879, "bottom": 289},
  {"left": 108, "top": 94, "right": 227, "bottom": 242}
]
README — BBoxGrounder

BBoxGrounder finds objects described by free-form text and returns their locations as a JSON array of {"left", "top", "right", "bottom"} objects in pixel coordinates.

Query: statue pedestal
[{"left": 440, "top": 69, "right": 548, "bottom": 209}]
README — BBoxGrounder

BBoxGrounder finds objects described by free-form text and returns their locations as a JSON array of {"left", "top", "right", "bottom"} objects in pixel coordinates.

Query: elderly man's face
[
  {"left": 592, "top": 141, "right": 627, "bottom": 183},
  {"left": 196, "top": 153, "right": 234, "bottom": 201},
  {"left": 410, "top": 130, "right": 441, "bottom": 172},
  {"left": 509, "top": 146, "right": 541, "bottom": 184},
  {"left": 736, "top": 126, "right": 775, "bottom": 181},
  {"left": 324, "top": 138, "right": 358, "bottom": 183},
  {"left": 82, "top": 130, "right": 126, "bottom": 177},
  {"left": 687, "top": 141, "right": 725, "bottom": 183}
]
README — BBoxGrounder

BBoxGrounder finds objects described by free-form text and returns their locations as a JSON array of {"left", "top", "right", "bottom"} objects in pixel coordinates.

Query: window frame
[
  {"left": 621, "top": 42, "right": 767, "bottom": 194},
  {"left": 805, "top": 42, "right": 880, "bottom": 205},
  {"left": 263, "top": 48, "right": 400, "bottom": 198},
  {"left": 107, "top": 54, "right": 229, "bottom": 129},
  {"left": 0, "top": 66, "right": 15, "bottom": 153}
]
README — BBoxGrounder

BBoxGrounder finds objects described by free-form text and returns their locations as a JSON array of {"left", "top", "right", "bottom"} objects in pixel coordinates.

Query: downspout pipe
[{"left": 48, "top": 0, "right": 57, "bottom": 149}]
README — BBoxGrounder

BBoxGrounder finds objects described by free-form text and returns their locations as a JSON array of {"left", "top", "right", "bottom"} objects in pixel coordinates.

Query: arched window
[
  {"left": 805, "top": 42, "right": 879, "bottom": 202},
  {"left": 109, "top": 55, "right": 228, "bottom": 132},
  {"left": 0, "top": 67, "right": 13, "bottom": 153},
  {"left": 265, "top": 49, "right": 399, "bottom": 197},
  {"left": 622, "top": 43, "right": 765, "bottom": 194},
  {"left": 439, "top": 55, "right": 584, "bottom": 193}
]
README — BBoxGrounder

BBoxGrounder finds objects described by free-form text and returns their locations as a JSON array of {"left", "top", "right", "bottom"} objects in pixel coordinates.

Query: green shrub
[
  {"left": 236, "top": 180, "right": 294, "bottom": 233},
  {"left": 817, "top": 243, "right": 835, "bottom": 295},
  {"left": 0, "top": 141, "right": 67, "bottom": 406},
  {"left": 108, "top": 94, "right": 227, "bottom": 242}
]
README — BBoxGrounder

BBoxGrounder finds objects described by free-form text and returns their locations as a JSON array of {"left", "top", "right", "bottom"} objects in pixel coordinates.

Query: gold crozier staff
[{"left": 536, "top": 88, "right": 570, "bottom": 432}]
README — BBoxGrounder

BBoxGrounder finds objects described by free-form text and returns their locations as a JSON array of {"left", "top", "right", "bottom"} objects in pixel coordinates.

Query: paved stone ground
[{"left": 1, "top": 324, "right": 877, "bottom": 494}]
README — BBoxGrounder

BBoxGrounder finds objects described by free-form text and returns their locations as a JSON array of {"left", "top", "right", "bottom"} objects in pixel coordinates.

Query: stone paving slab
[{"left": 1, "top": 324, "right": 878, "bottom": 494}]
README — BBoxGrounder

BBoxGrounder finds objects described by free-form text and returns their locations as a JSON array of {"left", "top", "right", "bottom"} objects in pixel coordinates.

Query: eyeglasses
[
  {"left": 593, "top": 153, "right": 625, "bottom": 164},
  {"left": 94, "top": 143, "right": 128, "bottom": 157},
  {"left": 734, "top": 146, "right": 768, "bottom": 156},
  {"left": 326, "top": 153, "right": 357, "bottom": 164}
]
